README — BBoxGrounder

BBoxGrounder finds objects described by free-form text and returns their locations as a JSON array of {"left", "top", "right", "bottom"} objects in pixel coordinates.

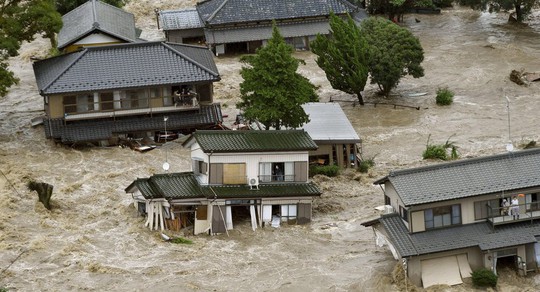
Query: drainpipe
[{"left": 154, "top": 9, "right": 160, "bottom": 30}]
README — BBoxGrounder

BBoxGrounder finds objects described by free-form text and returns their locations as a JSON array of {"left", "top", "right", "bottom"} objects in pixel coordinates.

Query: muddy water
[{"left": 2, "top": 4, "right": 540, "bottom": 291}]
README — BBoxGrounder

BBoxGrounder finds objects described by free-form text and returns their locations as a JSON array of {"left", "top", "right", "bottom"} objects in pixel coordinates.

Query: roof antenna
[{"left": 505, "top": 95, "right": 513, "bottom": 152}]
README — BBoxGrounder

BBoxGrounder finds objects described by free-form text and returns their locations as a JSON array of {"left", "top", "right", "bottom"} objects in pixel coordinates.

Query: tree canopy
[
  {"left": 361, "top": 17, "right": 424, "bottom": 97},
  {"left": 56, "top": 0, "right": 125, "bottom": 15},
  {"left": 0, "top": 0, "right": 62, "bottom": 97},
  {"left": 237, "top": 24, "right": 318, "bottom": 130},
  {"left": 459, "top": 0, "right": 537, "bottom": 22},
  {"left": 311, "top": 13, "right": 370, "bottom": 105}
]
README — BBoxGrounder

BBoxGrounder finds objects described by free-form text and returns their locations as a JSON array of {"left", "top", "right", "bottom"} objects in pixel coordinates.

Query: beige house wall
[
  {"left": 411, "top": 211, "right": 425, "bottom": 232},
  {"left": 406, "top": 246, "right": 484, "bottom": 287}
]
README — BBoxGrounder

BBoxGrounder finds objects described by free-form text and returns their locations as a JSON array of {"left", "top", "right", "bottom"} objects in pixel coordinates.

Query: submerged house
[
  {"left": 32, "top": 41, "right": 222, "bottom": 145},
  {"left": 125, "top": 130, "right": 322, "bottom": 235},
  {"left": 58, "top": 0, "right": 140, "bottom": 53},
  {"left": 301, "top": 102, "right": 361, "bottom": 168},
  {"left": 362, "top": 148, "right": 540, "bottom": 288},
  {"left": 159, "top": 0, "right": 367, "bottom": 55}
]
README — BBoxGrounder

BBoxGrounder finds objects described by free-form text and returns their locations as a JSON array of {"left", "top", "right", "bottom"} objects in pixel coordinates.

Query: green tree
[
  {"left": 311, "top": 13, "right": 370, "bottom": 105},
  {"left": 361, "top": 17, "right": 424, "bottom": 97},
  {"left": 238, "top": 24, "right": 318, "bottom": 130},
  {"left": 459, "top": 0, "right": 537, "bottom": 23},
  {"left": 0, "top": 0, "right": 62, "bottom": 97},
  {"left": 56, "top": 0, "right": 125, "bottom": 15}
]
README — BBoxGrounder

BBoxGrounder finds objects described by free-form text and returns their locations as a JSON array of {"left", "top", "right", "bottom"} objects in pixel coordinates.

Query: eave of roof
[{"left": 374, "top": 214, "right": 540, "bottom": 257}]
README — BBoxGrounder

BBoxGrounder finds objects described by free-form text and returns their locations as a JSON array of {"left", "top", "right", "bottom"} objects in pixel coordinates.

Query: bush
[
  {"left": 171, "top": 237, "right": 193, "bottom": 244},
  {"left": 309, "top": 165, "right": 340, "bottom": 177},
  {"left": 423, "top": 144, "right": 448, "bottom": 160},
  {"left": 436, "top": 87, "right": 454, "bottom": 105},
  {"left": 358, "top": 157, "right": 375, "bottom": 173},
  {"left": 471, "top": 268, "right": 497, "bottom": 288},
  {"left": 422, "top": 134, "right": 459, "bottom": 160}
]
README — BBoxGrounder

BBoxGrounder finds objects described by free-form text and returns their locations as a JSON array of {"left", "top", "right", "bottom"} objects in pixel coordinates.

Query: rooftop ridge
[{"left": 162, "top": 43, "right": 220, "bottom": 77}]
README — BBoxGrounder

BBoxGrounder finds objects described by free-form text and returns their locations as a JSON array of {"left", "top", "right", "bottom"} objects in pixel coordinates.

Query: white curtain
[{"left": 284, "top": 162, "right": 294, "bottom": 181}]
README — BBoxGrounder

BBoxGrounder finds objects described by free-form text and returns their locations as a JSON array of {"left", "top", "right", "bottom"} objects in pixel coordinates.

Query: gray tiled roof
[
  {"left": 125, "top": 172, "right": 205, "bottom": 200},
  {"left": 44, "top": 104, "right": 223, "bottom": 143},
  {"left": 202, "top": 182, "right": 321, "bottom": 199},
  {"left": 374, "top": 148, "right": 540, "bottom": 206},
  {"left": 197, "top": 0, "right": 359, "bottom": 25},
  {"left": 160, "top": 8, "right": 204, "bottom": 30},
  {"left": 205, "top": 19, "right": 331, "bottom": 44},
  {"left": 301, "top": 103, "right": 361, "bottom": 144},
  {"left": 58, "top": 0, "right": 137, "bottom": 49},
  {"left": 33, "top": 42, "right": 220, "bottom": 95},
  {"left": 184, "top": 130, "right": 318, "bottom": 153},
  {"left": 373, "top": 214, "right": 540, "bottom": 257}
]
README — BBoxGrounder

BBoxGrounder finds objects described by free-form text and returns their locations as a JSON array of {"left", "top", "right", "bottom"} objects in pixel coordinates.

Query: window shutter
[{"left": 294, "top": 161, "right": 307, "bottom": 182}]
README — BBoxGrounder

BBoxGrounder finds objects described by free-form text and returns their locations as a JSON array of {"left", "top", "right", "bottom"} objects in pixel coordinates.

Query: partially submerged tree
[
  {"left": 311, "top": 13, "right": 370, "bottom": 105},
  {"left": 27, "top": 181, "right": 54, "bottom": 210},
  {"left": 361, "top": 17, "right": 424, "bottom": 97},
  {"left": 238, "top": 24, "right": 318, "bottom": 130},
  {"left": 0, "top": 0, "right": 62, "bottom": 97},
  {"left": 459, "top": 0, "right": 537, "bottom": 23}
]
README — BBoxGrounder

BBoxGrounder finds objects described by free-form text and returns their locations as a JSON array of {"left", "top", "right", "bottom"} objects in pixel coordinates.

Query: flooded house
[
  {"left": 58, "top": 0, "right": 141, "bottom": 53},
  {"left": 125, "top": 130, "right": 322, "bottom": 235},
  {"left": 362, "top": 148, "right": 540, "bottom": 288},
  {"left": 32, "top": 41, "right": 222, "bottom": 145},
  {"left": 301, "top": 102, "right": 361, "bottom": 168},
  {"left": 159, "top": 0, "right": 368, "bottom": 55}
]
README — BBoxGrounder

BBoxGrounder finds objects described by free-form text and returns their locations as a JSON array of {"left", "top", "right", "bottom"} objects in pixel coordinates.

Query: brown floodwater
[{"left": 1, "top": 4, "right": 540, "bottom": 291}]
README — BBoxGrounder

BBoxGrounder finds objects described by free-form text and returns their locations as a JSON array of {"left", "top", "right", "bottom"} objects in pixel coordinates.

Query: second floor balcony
[{"left": 487, "top": 201, "right": 540, "bottom": 226}]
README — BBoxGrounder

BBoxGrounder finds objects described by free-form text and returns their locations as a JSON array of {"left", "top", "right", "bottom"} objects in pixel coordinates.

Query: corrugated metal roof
[
  {"left": 58, "top": 0, "right": 137, "bottom": 49},
  {"left": 197, "top": 0, "right": 359, "bottom": 25},
  {"left": 374, "top": 148, "right": 540, "bottom": 206},
  {"left": 185, "top": 130, "right": 318, "bottom": 153},
  {"left": 33, "top": 42, "right": 220, "bottom": 95},
  {"left": 375, "top": 214, "right": 539, "bottom": 257},
  {"left": 44, "top": 104, "right": 223, "bottom": 143},
  {"left": 204, "top": 19, "right": 331, "bottom": 44},
  {"left": 301, "top": 102, "right": 361, "bottom": 144},
  {"left": 160, "top": 8, "right": 204, "bottom": 30}
]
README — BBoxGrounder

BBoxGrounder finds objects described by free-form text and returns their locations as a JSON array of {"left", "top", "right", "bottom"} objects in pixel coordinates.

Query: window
[
  {"left": 259, "top": 162, "right": 295, "bottom": 182},
  {"left": 281, "top": 204, "right": 297, "bottom": 223},
  {"left": 63, "top": 95, "right": 77, "bottom": 114},
  {"left": 400, "top": 206, "right": 409, "bottom": 222},
  {"left": 76, "top": 94, "right": 94, "bottom": 112},
  {"left": 223, "top": 163, "right": 246, "bottom": 184},
  {"left": 192, "top": 159, "right": 207, "bottom": 175},
  {"left": 100, "top": 92, "right": 114, "bottom": 111},
  {"left": 474, "top": 199, "right": 499, "bottom": 220},
  {"left": 384, "top": 195, "right": 391, "bottom": 205},
  {"left": 424, "top": 204, "right": 461, "bottom": 229}
]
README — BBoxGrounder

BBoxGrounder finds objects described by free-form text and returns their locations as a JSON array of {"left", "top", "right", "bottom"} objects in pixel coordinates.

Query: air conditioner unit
[
  {"left": 384, "top": 205, "right": 394, "bottom": 214},
  {"left": 248, "top": 177, "right": 259, "bottom": 190}
]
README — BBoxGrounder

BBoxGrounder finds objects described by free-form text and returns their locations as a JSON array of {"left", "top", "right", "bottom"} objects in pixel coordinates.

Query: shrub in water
[
  {"left": 358, "top": 157, "right": 375, "bottom": 173},
  {"left": 309, "top": 165, "right": 340, "bottom": 177},
  {"left": 423, "top": 144, "right": 448, "bottom": 160},
  {"left": 436, "top": 87, "right": 454, "bottom": 105},
  {"left": 471, "top": 268, "right": 497, "bottom": 288}
]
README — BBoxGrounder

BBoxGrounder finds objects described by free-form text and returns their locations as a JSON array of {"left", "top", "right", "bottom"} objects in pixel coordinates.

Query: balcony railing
[
  {"left": 258, "top": 175, "right": 295, "bottom": 183},
  {"left": 487, "top": 202, "right": 540, "bottom": 226},
  {"left": 62, "top": 94, "right": 199, "bottom": 121}
]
